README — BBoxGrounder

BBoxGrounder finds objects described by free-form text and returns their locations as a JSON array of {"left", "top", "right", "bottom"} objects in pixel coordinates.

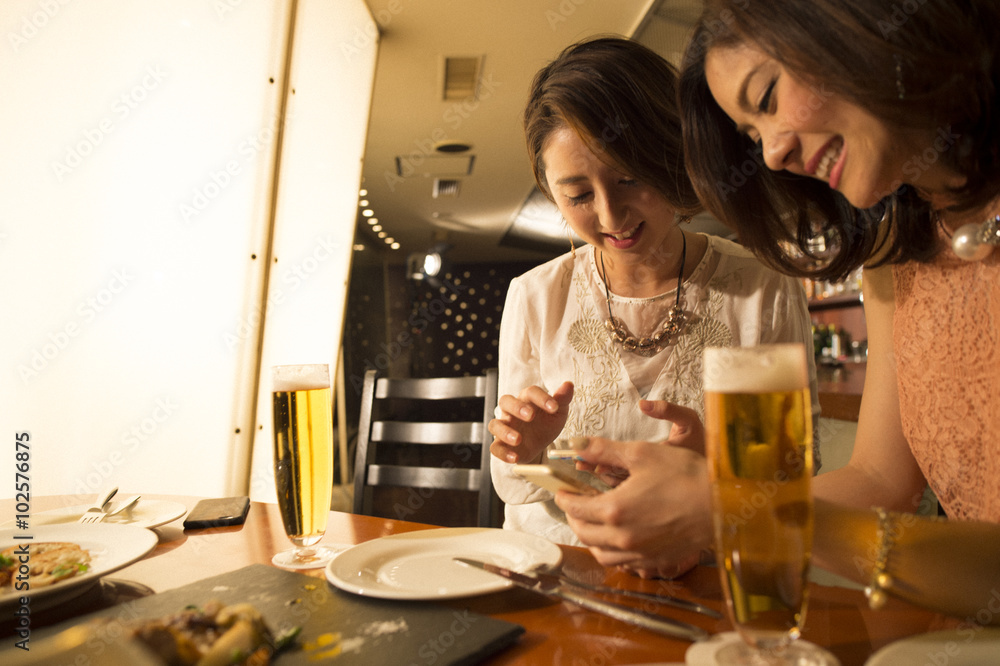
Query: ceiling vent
[
  {"left": 433, "top": 178, "right": 461, "bottom": 198},
  {"left": 395, "top": 154, "right": 475, "bottom": 178},
  {"left": 442, "top": 56, "right": 483, "bottom": 100}
]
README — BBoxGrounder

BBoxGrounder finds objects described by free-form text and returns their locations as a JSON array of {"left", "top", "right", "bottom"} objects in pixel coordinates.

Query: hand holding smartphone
[
  {"left": 546, "top": 437, "right": 590, "bottom": 461},
  {"left": 512, "top": 464, "right": 602, "bottom": 495}
]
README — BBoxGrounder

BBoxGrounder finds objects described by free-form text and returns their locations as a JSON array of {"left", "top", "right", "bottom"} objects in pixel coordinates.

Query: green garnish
[
  {"left": 274, "top": 626, "right": 302, "bottom": 651},
  {"left": 0, "top": 554, "right": 13, "bottom": 569},
  {"left": 51, "top": 562, "right": 88, "bottom": 579}
]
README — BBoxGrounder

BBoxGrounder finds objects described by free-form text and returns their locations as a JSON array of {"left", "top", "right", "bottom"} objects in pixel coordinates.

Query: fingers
[
  {"left": 496, "top": 384, "right": 572, "bottom": 423},
  {"left": 552, "top": 380, "right": 574, "bottom": 403},
  {"left": 639, "top": 399, "right": 699, "bottom": 427},
  {"left": 489, "top": 416, "right": 521, "bottom": 446},
  {"left": 572, "top": 437, "right": 639, "bottom": 470},
  {"left": 556, "top": 487, "right": 617, "bottom": 531},
  {"left": 639, "top": 400, "right": 706, "bottom": 454},
  {"left": 488, "top": 383, "right": 576, "bottom": 464},
  {"left": 619, "top": 555, "right": 700, "bottom": 580}
]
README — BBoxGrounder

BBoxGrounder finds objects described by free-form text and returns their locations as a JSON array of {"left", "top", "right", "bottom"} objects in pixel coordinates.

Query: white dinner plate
[
  {"left": 326, "top": 527, "right": 563, "bottom": 600},
  {"left": 865, "top": 628, "right": 1000, "bottom": 665},
  {"left": 0, "top": 524, "right": 158, "bottom": 612},
  {"left": 0, "top": 500, "right": 187, "bottom": 530},
  {"left": 686, "top": 632, "right": 840, "bottom": 665}
]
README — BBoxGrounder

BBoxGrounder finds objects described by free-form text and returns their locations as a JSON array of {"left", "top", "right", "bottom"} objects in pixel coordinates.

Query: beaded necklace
[{"left": 599, "top": 232, "right": 687, "bottom": 357}]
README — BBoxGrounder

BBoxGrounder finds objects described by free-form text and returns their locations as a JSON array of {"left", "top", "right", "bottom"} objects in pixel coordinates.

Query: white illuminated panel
[{"left": 0, "top": 0, "right": 376, "bottom": 500}]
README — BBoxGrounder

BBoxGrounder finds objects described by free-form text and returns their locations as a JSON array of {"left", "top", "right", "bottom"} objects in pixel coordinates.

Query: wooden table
[{"left": 3, "top": 495, "right": 943, "bottom": 665}]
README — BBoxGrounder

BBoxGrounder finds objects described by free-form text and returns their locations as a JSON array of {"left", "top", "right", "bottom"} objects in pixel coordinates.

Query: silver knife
[
  {"left": 530, "top": 567, "right": 721, "bottom": 619},
  {"left": 454, "top": 558, "right": 708, "bottom": 642}
]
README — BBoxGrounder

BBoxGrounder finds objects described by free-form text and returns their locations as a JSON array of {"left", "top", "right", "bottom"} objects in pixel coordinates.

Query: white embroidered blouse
[{"left": 491, "top": 235, "right": 820, "bottom": 546}]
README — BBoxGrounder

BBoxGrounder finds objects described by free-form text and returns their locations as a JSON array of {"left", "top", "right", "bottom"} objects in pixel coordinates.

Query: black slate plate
[{"left": 9, "top": 564, "right": 524, "bottom": 665}]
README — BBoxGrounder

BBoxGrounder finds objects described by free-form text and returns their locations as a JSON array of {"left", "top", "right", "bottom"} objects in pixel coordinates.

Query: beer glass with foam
[
  {"left": 271, "top": 363, "right": 336, "bottom": 569},
  {"left": 703, "top": 345, "right": 833, "bottom": 664}
]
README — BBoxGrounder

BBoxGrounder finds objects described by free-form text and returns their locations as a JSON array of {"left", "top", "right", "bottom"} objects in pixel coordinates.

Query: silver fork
[{"left": 77, "top": 486, "right": 118, "bottom": 524}]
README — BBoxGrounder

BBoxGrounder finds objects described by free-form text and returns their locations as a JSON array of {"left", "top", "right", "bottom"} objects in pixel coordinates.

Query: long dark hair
[
  {"left": 525, "top": 36, "right": 702, "bottom": 217},
  {"left": 680, "top": 0, "right": 1000, "bottom": 279}
]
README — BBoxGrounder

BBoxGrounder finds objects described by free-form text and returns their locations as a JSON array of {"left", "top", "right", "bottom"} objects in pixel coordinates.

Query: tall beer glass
[
  {"left": 703, "top": 345, "right": 832, "bottom": 665},
  {"left": 271, "top": 363, "right": 335, "bottom": 569}
]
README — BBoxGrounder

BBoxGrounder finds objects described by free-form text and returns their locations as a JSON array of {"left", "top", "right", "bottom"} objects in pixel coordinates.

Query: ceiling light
[
  {"left": 359, "top": 199, "right": 369, "bottom": 207},
  {"left": 422, "top": 251, "right": 442, "bottom": 277},
  {"left": 390, "top": 242, "right": 400, "bottom": 250},
  {"left": 372, "top": 225, "right": 382, "bottom": 232},
  {"left": 406, "top": 243, "right": 450, "bottom": 283},
  {"left": 362, "top": 209, "right": 374, "bottom": 217},
  {"left": 359, "top": 189, "right": 367, "bottom": 197}
]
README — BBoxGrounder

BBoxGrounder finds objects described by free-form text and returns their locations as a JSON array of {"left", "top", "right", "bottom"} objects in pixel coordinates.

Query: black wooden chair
[{"left": 352, "top": 368, "right": 502, "bottom": 527}]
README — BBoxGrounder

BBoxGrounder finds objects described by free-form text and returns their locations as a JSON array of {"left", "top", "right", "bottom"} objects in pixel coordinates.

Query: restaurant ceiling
[{"left": 355, "top": 0, "right": 728, "bottom": 264}]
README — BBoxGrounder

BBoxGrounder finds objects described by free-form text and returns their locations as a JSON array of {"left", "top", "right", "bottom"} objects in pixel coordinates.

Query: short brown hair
[{"left": 524, "top": 36, "right": 702, "bottom": 217}]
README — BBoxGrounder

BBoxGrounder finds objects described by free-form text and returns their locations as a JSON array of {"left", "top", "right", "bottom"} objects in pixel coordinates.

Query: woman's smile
[
  {"left": 604, "top": 222, "right": 644, "bottom": 248},
  {"left": 808, "top": 137, "right": 845, "bottom": 187}
]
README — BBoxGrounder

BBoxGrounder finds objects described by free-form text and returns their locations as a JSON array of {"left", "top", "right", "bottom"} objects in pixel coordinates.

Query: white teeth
[
  {"left": 815, "top": 139, "right": 843, "bottom": 180},
  {"left": 611, "top": 226, "right": 639, "bottom": 241}
]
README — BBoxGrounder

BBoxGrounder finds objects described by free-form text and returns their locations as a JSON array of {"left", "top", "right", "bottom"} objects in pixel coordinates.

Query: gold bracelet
[{"left": 865, "top": 507, "right": 897, "bottom": 609}]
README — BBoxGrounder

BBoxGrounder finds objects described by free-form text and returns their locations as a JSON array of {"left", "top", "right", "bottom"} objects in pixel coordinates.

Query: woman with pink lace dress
[{"left": 556, "top": 0, "right": 1000, "bottom": 622}]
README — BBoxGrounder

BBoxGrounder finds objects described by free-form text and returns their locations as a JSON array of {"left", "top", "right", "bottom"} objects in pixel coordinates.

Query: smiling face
[
  {"left": 542, "top": 126, "right": 678, "bottom": 262},
  {"left": 704, "top": 42, "right": 951, "bottom": 209}
]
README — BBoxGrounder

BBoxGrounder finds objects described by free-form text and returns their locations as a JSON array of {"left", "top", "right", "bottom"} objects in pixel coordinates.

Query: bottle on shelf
[
  {"left": 827, "top": 324, "right": 841, "bottom": 360},
  {"left": 805, "top": 266, "right": 864, "bottom": 302}
]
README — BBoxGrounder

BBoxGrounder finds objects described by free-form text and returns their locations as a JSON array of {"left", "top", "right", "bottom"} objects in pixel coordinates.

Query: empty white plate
[{"left": 326, "top": 527, "right": 562, "bottom": 600}]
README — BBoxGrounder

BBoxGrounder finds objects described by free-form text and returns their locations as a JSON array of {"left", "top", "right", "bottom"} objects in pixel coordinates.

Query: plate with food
[
  {"left": 0, "top": 499, "right": 187, "bottom": 530},
  {"left": 326, "top": 527, "right": 563, "bottom": 600},
  {"left": 0, "top": 524, "right": 158, "bottom": 612}
]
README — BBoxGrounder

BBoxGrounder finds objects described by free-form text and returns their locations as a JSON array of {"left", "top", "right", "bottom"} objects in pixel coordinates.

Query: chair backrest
[{"left": 352, "top": 368, "right": 501, "bottom": 527}]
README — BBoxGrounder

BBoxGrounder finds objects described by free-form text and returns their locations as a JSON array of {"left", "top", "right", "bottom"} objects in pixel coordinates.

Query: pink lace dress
[{"left": 893, "top": 244, "right": 1000, "bottom": 522}]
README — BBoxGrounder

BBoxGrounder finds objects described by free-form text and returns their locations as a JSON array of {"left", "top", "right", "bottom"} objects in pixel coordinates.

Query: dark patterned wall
[{"left": 342, "top": 249, "right": 543, "bottom": 440}]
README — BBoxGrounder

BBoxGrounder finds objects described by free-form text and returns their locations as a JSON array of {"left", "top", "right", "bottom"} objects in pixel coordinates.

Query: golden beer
[
  {"left": 272, "top": 365, "right": 334, "bottom": 550},
  {"left": 704, "top": 345, "right": 814, "bottom": 651}
]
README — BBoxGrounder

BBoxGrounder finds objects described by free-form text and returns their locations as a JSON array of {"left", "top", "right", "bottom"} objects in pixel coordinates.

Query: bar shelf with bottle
[{"left": 804, "top": 268, "right": 866, "bottom": 422}]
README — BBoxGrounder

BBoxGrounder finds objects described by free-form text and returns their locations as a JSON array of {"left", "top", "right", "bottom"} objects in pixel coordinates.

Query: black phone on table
[{"left": 183, "top": 496, "right": 250, "bottom": 529}]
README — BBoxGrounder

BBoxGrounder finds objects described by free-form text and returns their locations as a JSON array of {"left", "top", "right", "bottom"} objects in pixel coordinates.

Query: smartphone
[
  {"left": 547, "top": 449, "right": 585, "bottom": 462},
  {"left": 183, "top": 496, "right": 250, "bottom": 529},
  {"left": 512, "top": 464, "right": 601, "bottom": 495}
]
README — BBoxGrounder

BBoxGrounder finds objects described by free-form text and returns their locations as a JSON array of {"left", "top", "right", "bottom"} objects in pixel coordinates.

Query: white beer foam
[
  {"left": 703, "top": 344, "right": 808, "bottom": 393},
  {"left": 272, "top": 363, "right": 331, "bottom": 392}
]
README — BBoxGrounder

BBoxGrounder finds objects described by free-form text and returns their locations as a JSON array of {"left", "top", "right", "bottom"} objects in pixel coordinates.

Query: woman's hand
[
  {"left": 489, "top": 381, "right": 574, "bottom": 464},
  {"left": 555, "top": 401, "right": 713, "bottom": 578},
  {"left": 639, "top": 399, "right": 706, "bottom": 454},
  {"left": 575, "top": 400, "right": 706, "bottom": 486}
]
